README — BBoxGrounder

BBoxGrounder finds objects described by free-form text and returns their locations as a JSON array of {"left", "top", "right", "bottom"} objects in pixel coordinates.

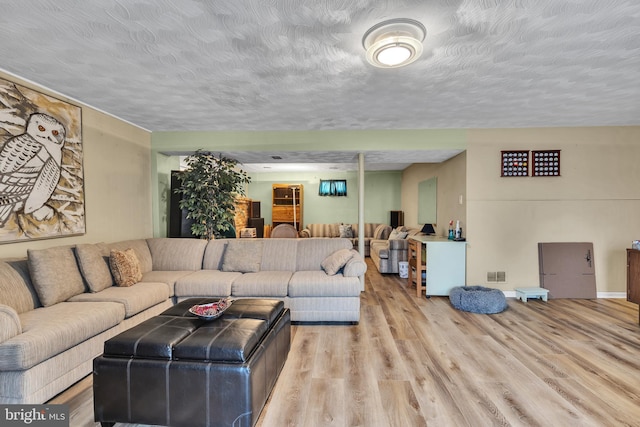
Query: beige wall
[
  {"left": 6, "top": 73, "right": 630, "bottom": 297},
  {"left": 466, "top": 127, "right": 640, "bottom": 293},
  {"left": 0, "top": 72, "right": 153, "bottom": 258},
  {"left": 401, "top": 152, "right": 467, "bottom": 237}
]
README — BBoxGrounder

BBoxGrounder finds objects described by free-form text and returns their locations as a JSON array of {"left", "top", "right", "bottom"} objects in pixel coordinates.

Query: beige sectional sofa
[
  {"left": 300, "top": 223, "right": 391, "bottom": 256},
  {"left": 0, "top": 237, "right": 366, "bottom": 404}
]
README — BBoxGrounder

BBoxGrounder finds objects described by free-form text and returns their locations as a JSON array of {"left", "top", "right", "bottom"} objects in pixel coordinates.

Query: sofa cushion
[
  {"left": 27, "top": 247, "right": 86, "bottom": 307},
  {"left": 260, "top": 239, "right": 298, "bottom": 271},
  {"left": 231, "top": 271, "right": 291, "bottom": 297},
  {"left": 0, "top": 261, "right": 36, "bottom": 313},
  {"left": 174, "top": 270, "right": 241, "bottom": 298},
  {"left": 75, "top": 244, "right": 113, "bottom": 292},
  {"left": 222, "top": 240, "right": 263, "bottom": 273},
  {"left": 296, "top": 238, "right": 353, "bottom": 271},
  {"left": 67, "top": 282, "right": 170, "bottom": 318},
  {"left": 141, "top": 270, "right": 194, "bottom": 296},
  {"left": 202, "top": 240, "right": 228, "bottom": 270},
  {"left": 321, "top": 249, "right": 354, "bottom": 276},
  {"left": 147, "top": 238, "right": 207, "bottom": 271},
  {"left": 351, "top": 223, "right": 386, "bottom": 239},
  {"left": 0, "top": 304, "right": 21, "bottom": 343},
  {"left": 288, "top": 271, "right": 362, "bottom": 297},
  {"left": 0, "top": 301, "right": 125, "bottom": 371},
  {"left": 109, "top": 248, "right": 142, "bottom": 287},
  {"left": 107, "top": 239, "right": 153, "bottom": 273},
  {"left": 305, "top": 223, "right": 340, "bottom": 238}
]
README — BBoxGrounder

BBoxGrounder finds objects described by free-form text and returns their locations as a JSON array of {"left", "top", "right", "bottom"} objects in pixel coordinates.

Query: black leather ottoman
[{"left": 93, "top": 299, "right": 290, "bottom": 427}]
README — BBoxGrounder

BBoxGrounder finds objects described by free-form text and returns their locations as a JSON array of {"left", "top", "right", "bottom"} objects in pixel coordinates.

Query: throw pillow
[
  {"left": 222, "top": 240, "right": 263, "bottom": 273},
  {"left": 321, "top": 248, "right": 354, "bottom": 276},
  {"left": 339, "top": 224, "right": 354, "bottom": 238},
  {"left": 75, "top": 244, "right": 113, "bottom": 292},
  {"left": 109, "top": 248, "right": 142, "bottom": 287},
  {"left": 388, "top": 229, "right": 409, "bottom": 240},
  {"left": 27, "top": 247, "right": 86, "bottom": 307}
]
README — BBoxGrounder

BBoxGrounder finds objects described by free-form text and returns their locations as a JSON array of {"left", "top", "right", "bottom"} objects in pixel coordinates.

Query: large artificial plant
[{"left": 174, "top": 150, "right": 251, "bottom": 239}]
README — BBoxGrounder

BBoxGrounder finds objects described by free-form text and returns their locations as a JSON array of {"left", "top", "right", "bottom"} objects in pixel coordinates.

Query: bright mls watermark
[{"left": 0, "top": 405, "right": 68, "bottom": 426}]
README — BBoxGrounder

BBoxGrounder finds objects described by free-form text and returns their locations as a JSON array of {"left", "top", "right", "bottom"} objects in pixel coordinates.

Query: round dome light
[
  {"left": 376, "top": 43, "right": 412, "bottom": 66},
  {"left": 362, "top": 18, "right": 426, "bottom": 68}
]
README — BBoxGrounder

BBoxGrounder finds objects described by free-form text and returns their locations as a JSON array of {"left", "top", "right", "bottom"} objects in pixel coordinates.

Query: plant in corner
[{"left": 174, "top": 150, "right": 251, "bottom": 239}]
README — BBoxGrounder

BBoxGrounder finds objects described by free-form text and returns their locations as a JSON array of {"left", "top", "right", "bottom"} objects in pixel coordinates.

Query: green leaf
[{"left": 174, "top": 150, "right": 252, "bottom": 239}]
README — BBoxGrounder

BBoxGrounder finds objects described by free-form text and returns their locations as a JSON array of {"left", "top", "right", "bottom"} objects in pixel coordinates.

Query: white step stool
[{"left": 515, "top": 287, "right": 549, "bottom": 302}]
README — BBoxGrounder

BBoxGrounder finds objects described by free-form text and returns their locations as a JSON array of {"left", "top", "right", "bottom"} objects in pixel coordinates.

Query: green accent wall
[
  {"left": 247, "top": 171, "right": 401, "bottom": 227},
  {"left": 150, "top": 128, "right": 466, "bottom": 238}
]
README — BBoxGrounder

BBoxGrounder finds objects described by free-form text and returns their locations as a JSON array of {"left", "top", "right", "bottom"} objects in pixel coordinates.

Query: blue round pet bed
[{"left": 449, "top": 286, "right": 507, "bottom": 314}]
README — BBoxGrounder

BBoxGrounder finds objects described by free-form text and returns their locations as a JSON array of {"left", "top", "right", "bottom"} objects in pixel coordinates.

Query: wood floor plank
[
  {"left": 361, "top": 305, "right": 409, "bottom": 381},
  {"left": 50, "top": 258, "right": 640, "bottom": 427},
  {"left": 302, "top": 378, "right": 345, "bottom": 427},
  {"left": 377, "top": 380, "right": 426, "bottom": 427},
  {"left": 311, "top": 325, "right": 348, "bottom": 380},
  {"left": 256, "top": 327, "right": 319, "bottom": 427}
]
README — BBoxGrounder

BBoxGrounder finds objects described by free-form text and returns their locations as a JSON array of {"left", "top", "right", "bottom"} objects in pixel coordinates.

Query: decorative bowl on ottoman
[
  {"left": 188, "top": 297, "right": 233, "bottom": 320},
  {"left": 449, "top": 286, "right": 507, "bottom": 314}
]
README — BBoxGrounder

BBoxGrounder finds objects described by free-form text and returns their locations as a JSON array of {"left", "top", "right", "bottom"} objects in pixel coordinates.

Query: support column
[{"left": 358, "top": 153, "right": 365, "bottom": 291}]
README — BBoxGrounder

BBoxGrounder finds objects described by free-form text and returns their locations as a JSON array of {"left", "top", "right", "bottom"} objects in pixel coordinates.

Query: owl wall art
[{"left": 0, "top": 77, "right": 84, "bottom": 243}]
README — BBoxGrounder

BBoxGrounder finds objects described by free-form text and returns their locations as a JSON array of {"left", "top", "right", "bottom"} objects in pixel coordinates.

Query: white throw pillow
[{"left": 388, "top": 229, "right": 408, "bottom": 240}]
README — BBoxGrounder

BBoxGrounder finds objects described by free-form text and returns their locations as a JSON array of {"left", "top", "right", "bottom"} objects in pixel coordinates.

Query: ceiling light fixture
[{"left": 362, "top": 18, "right": 426, "bottom": 68}]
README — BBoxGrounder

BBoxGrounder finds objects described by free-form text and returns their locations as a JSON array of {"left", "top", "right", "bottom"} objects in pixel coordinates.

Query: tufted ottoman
[
  {"left": 93, "top": 299, "right": 290, "bottom": 427},
  {"left": 449, "top": 286, "right": 507, "bottom": 314}
]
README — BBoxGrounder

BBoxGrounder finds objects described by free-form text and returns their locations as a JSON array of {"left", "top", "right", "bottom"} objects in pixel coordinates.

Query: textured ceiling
[{"left": 0, "top": 0, "right": 638, "bottom": 170}]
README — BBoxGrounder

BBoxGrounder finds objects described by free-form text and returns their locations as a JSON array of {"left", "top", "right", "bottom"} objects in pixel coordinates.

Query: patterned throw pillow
[
  {"left": 339, "top": 224, "right": 354, "bottom": 238},
  {"left": 109, "top": 248, "right": 142, "bottom": 287}
]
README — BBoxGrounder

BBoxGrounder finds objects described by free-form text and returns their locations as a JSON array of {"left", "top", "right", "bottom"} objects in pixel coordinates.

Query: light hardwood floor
[{"left": 51, "top": 259, "right": 640, "bottom": 426}]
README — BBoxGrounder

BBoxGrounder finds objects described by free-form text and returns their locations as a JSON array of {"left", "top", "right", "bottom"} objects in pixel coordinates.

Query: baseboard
[
  {"left": 502, "top": 290, "right": 626, "bottom": 299},
  {"left": 596, "top": 292, "right": 626, "bottom": 298}
]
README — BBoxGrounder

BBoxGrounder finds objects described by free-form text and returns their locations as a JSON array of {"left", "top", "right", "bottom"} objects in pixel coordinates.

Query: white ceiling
[{"left": 0, "top": 0, "right": 638, "bottom": 171}]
